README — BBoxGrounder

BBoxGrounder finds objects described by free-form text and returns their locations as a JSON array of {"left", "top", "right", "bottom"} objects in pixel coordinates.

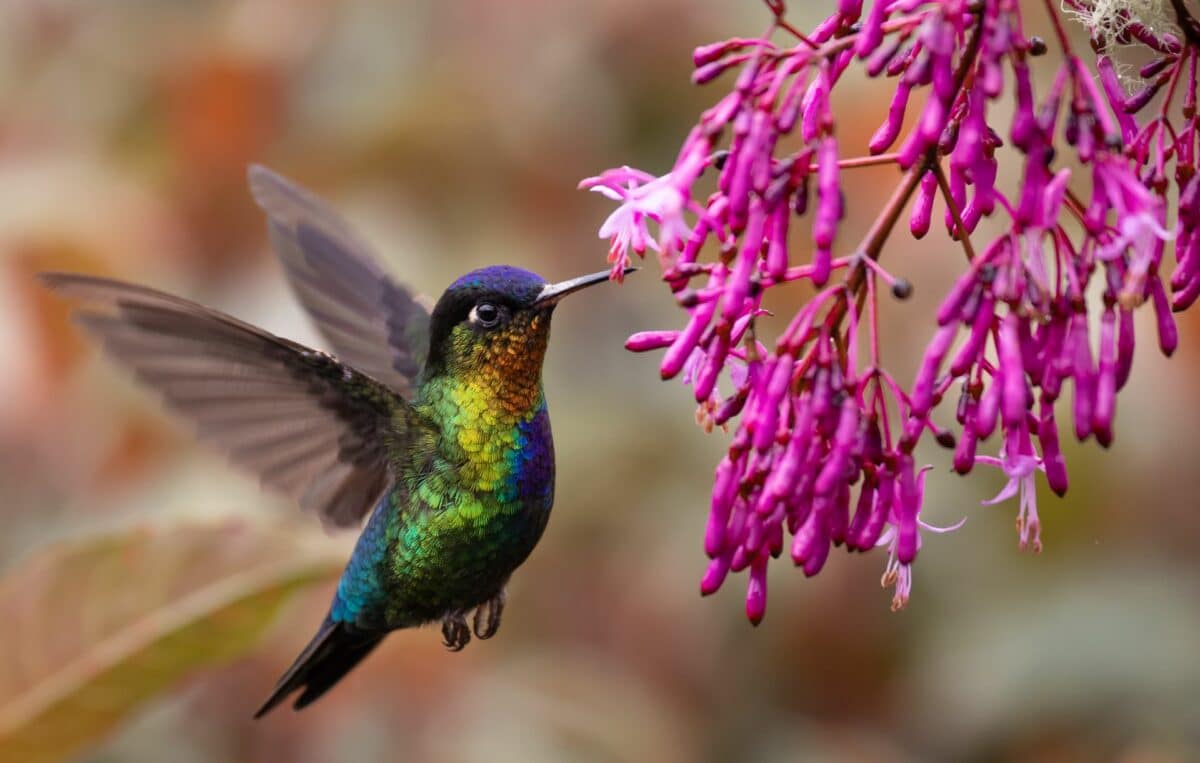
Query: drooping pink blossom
[
  {"left": 579, "top": 167, "right": 694, "bottom": 280},
  {"left": 977, "top": 427, "right": 1046, "bottom": 552},
  {"left": 584, "top": 0, "right": 1200, "bottom": 618}
]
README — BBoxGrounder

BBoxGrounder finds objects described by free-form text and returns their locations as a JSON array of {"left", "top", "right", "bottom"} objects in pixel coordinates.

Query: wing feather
[
  {"left": 42, "top": 272, "right": 422, "bottom": 529},
  {"left": 248, "top": 164, "right": 431, "bottom": 396}
]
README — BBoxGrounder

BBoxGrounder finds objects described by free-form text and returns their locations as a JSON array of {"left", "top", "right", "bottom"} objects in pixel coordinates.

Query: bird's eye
[{"left": 469, "top": 302, "right": 502, "bottom": 328}]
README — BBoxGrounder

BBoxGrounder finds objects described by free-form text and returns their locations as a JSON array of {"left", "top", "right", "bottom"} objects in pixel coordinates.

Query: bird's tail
[{"left": 254, "top": 619, "right": 384, "bottom": 718}]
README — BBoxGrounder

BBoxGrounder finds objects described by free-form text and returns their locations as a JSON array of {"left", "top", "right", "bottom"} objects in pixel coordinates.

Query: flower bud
[
  {"left": 745, "top": 556, "right": 768, "bottom": 624},
  {"left": 625, "top": 331, "right": 679, "bottom": 352},
  {"left": 910, "top": 171, "right": 937, "bottom": 239},
  {"left": 911, "top": 324, "right": 958, "bottom": 416}
]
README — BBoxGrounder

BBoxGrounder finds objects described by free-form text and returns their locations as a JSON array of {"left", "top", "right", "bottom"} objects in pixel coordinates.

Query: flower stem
[
  {"left": 1040, "top": 0, "right": 1074, "bottom": 55},
  {"left": 763, "top": 0, "right": 819, "bottom": 49},
  {"left": 1168, "top": 0, "right": 1200, "bottom": 47},
  {"left": 932, "top": 161, "right": 977, "bottom": 261},
  {"left": 842, "top": 7, "right": 987, "bottom": 301},
  {"left": 813, "top": 153, "right": 904, "bottom": 172},
  {"left": 1160, "top": 52, "right": 1187, "bottom": 121}
]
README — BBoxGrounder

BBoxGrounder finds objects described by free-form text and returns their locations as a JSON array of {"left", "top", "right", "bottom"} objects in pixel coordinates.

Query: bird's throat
[{"left": 418, "top": 366, "right": 548, "bottom": 495}]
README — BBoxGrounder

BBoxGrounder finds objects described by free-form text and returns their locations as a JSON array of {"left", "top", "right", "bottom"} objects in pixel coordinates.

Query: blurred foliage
[
  {"left": 0, "top": 1, "right": 1198, "bottom": 762},
  {"left": 0, "top": 521, "right": 342, "bottom": 763}
]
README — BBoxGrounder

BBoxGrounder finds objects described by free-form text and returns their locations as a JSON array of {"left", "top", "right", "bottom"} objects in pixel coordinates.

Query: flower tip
[
  {"left": 1018, "top": 537, "right": 1045, "bottom": 554},
  {"left": 1016, "top": 516, "right": 1044, "bottom": 553},
  {"left": 608, "top": 264, "right": 640, "bottom": 285},
  {"left": 700, "top": 555, "right": 731, "bottom": 596},
  {"left": 625, "top": 330, "right": 678, "bottom": 353},
  {"left": 802, "top": 555, "right": 827, "bottom": 577}
]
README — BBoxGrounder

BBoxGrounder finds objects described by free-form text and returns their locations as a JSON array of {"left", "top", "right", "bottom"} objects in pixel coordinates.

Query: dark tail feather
[{"left": 254, "top": 620, "right": 384, "bottom": 718}]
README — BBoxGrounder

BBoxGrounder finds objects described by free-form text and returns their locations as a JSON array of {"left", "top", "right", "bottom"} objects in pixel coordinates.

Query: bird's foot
[
  {"left": 473, "top": 589, "right": 505, "bottom": 640},
  {"left": 441, "top": 611, "right": 471, "bottom": 652}
]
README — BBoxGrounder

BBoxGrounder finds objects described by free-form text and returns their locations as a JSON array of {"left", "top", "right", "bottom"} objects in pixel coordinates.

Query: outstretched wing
[
  {"left": 42, "top": 272, "right": 422, "bottom": 529},
  {"left": 248, "top": 164, "right": 431, "bottom": 398}
]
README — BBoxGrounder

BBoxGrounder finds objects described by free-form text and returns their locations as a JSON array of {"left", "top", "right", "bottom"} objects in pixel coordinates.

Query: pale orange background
[{"left": 1, "top": 2, "right": 1198, "bottom": 761}]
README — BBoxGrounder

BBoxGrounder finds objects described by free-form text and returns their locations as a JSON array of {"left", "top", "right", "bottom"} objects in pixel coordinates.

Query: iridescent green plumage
[
  {"left": 42, "top": 166, "right": 627, "bottom": 717},
  {"left": 332, "top": 311, "right": 557, "bottom": 632}
]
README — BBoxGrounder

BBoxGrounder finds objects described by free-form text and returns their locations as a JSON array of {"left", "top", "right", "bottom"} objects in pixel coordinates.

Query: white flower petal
[{"left": 981, "top": 478, "right": 1020, "bottom": 506}]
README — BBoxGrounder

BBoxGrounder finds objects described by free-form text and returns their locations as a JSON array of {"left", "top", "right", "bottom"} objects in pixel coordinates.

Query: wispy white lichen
[{"left": 1062, "top": 0, "right": 1179, "bottom": 40}]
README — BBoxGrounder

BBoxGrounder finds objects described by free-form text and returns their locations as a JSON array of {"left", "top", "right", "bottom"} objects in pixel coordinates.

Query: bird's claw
[
  {"left": 473, "top": 590, "right": 505, "bottom": 640},
  {"left": 441, "top": 611, "right": 471, "bottom": 651},
  {"left": 441, "top": 590, "right": 506, "bottom": 649}
]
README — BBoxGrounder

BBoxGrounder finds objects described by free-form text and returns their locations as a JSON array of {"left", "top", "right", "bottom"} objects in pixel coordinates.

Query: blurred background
[{"left": 1, "top": 1, "right": 1199, "bottom": 761}]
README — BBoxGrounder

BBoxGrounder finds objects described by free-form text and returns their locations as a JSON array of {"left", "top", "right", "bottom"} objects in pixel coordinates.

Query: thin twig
[
  {"left": 931, "top": 161, "right": 977, "bottom": 262},
  {"left": 846, "top": 8, "right": 987, "bottom": 293},
  {"left": 1168, "top": 0, "right": 1200, "bottom": 48},
  {"left": 763, "top": 0, "right": 819, "bottom": 49},
  {"left": 810, "top": 152, "right": 904, "bottom": 172},
  {"left": 1041, "top": 0, "right": 1075, "bottom": 55}
]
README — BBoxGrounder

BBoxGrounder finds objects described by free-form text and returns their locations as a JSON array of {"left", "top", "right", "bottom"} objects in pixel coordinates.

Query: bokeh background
[{"left": 1, "top": 1, "right": 1199, "bottom": 761}]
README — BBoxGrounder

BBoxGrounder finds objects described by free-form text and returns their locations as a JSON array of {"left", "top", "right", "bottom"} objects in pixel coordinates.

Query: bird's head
[{"left": 423, "top": 265, "right": 629, "bottom": 385}]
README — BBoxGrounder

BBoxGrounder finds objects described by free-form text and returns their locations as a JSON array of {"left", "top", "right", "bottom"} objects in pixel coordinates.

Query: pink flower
[
  {"left": 1091, "top": 158, "right": 1173, "bottom": 298},
  {"left": 977, "top": 434, "right": 1045, "bottom": 553},
  {"left": 581, "top": 0, "right": 1200, "bottom": 618},
  {"left": 579, "top": 167, "right": 692, "bottom": 280},
  {"left": 876, "top": 465, "right": 966, "bottom": 611}
]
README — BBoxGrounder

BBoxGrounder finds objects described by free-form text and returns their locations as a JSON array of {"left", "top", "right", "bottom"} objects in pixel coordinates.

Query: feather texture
[
  {"left": 248, "top": 164, "right": 431, "bottom": 397},
  {"left": 40, "top": 272, "right": 420, "bottom": 529}
]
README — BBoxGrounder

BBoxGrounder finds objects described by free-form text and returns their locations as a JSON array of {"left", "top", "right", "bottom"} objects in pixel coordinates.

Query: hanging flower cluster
[{"left": 582, "top": 0, "right": 1195, "bottom": 618}]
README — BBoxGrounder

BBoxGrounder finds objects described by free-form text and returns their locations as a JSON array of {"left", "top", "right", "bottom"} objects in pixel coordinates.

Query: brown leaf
[{"left": 0, "top": 520, "right": 342, "bottom": 763}]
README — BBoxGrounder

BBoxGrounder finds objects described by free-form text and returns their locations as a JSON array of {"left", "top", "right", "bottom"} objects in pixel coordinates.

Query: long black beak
[{"left": 532, "top": 267, "right": 636, "bottom": 307}]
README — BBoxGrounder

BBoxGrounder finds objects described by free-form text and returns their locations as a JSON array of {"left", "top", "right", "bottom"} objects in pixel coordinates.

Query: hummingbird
[{"left": 42, "top": 165, "right": 631, "bottom": 717}]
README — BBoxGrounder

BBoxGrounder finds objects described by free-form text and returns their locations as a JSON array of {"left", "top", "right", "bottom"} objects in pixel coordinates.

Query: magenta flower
[
  {"left": 876, "top": 465, "right": 966, "bottom": 611},
  {"left": 579, "top": 167, "right": 693, "bottom": 279},
  {"left": 584, "top": 0, "right": 1200, "bottom": 618},
  {"left": 977, "top": 429, "right": 1046, "bottom": 553}
]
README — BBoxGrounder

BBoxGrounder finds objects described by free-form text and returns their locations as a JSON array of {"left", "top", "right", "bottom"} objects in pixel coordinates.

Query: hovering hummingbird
[{"left": 42, "top": 165, "right": 631, "bottom": 717}]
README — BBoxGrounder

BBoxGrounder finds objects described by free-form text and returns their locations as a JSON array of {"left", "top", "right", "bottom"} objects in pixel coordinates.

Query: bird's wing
[
  {"left": 247, "top": 164, "right": 431, "bottom": 398},
  {"left": 43, "top": 272, "right": 426, "bottom": 530}
]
